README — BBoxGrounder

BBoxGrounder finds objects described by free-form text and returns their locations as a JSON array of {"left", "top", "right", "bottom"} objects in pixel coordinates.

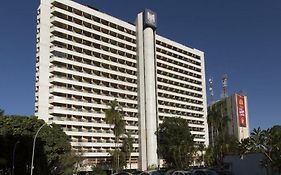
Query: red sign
[{"left": 236, "top": 94, "right": 247, "bottom": 127}]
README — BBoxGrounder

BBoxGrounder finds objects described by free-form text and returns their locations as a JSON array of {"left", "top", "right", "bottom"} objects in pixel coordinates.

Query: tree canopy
[
  {"left": 206, "top": 100, "right": 239, "bottom": 167},
  {"left": 0, "top": 115, "right": 76, "bottom": 175},
  {"left": 239, "top": 125, "right": 281, "bottom": 174},
  {"left": 157, "top": 117, "right": 195, "bottom": 169}
]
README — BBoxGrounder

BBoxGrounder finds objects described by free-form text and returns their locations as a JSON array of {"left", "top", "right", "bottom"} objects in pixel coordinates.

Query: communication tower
[{"left": 208, "top": 77, "right": 214, "bottom": 105}]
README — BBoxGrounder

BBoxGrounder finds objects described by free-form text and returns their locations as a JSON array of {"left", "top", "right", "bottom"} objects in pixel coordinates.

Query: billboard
[{"left": 236, "top": 94, "right": 247, "bottom": 127}]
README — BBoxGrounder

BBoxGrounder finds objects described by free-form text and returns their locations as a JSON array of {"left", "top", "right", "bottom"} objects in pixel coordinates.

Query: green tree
[
  {"left": 121, "top": 133, "right": 133, "bottom": 169},
  {"left": 157, "top": 117, "right": 195, "bottom": 169},
  {"left": 57, "top": 151, "right": 83, "bottom": 175},
  {"left": 91, "top": 165, "right": 107, "bottom": 175},
  {"left": 240, "top": 126, "right": 281, "bottom": 174},
  {"left": 204, "top": 146, "right": 217, "bottom": 167},
  {"left": 0, "top": 115, "right": 73, "bottom": 175},
  {"left": 109, "top": 150, "right": 126, "bottom": 172},
  {"left": 105, "top": 99, "right": 126, "bottom": 172},
  {"left": 196, "top": 143, "right": 205, "bottom": 166},
  {"left": 206, "top": 100, "right": 232, "bottom": 167}
]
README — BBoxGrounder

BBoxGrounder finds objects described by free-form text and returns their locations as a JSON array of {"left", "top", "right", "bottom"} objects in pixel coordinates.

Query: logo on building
[{"left": 144, "top": 9, "right": 157, "bottom": 29}]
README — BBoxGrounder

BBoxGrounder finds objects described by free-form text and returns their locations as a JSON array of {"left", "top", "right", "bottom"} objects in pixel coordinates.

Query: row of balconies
[
  {"left": 49, "top": 44, "right": 137, "bottom": 75},
  {"left": 158, "top": 115, "right": 205, "bottom": 126},
  {"left": 51, "top": 36, "right": 136, "bottom": 65},
  {"left": 50, "top": 77, "right": 138, "bottom": 101},
  {"left": 158, "top": 96, "right": 202, "bottom": 108},
  {"left": 53, "top": 60, "right": 137, "bottom": 81},
  {"left": 53, "top": 113, "right": 139, "bottom": 126},
  {"left": 156, "top": 46, "right": 201, "bottom": 68},
  {"left": 50, "top": 21, "right": 136, "bottom": 63},
  {"left": 50, "top": 53, "right": 137, "bottom": 80},
  {"left": 50, "top": 100, "right": 138, "bottom": 114},
  {"left": 193, "top": 134, "right": 205, "bottom": 139},
  {"left": 72, "top": 147, "right": 139, "bottom": 154},
  {"left": 50, "top": 94, "right": 138, "bottom": 109},
  {"left": 63, "top": 127, "right": 138, "bottom": 137},
  {"left": 51, "top": 26, "right": 137, "bottom": 56},
  {"left": 51, "top": 64, "right": 137, "bottom": 85},
  {"left": 52, "top": 26, "right": 136, "bottom": 52},
  {"left": 52, "top": 1, "right": 136, "bottom": 36},
  {"left": 50, "top": 84, "right": 138, "bottom": 105},
  {"left": 50, "top": 41, "right": 137, "bottom": 73},
  {"left": 158, "top": 83, "right": 202, "bottom": 99},
  {"left": 157, "top": 89, "right": 202, "bottom": 104},
  {"left": 157, "top": 55, "right": 202, "bottom": 77},
  {"left": 50, "top": 72, "right": 138, "bottom": 93},
  {"left": 158, "top": 109, "right": 203, "bottom": 118},
  {"left": 157, "top": 75, "right": 202, "bottom": 92},
  {"left": 50, "top": 102, "right": 137, "bottom": 116},
  {"left": 156, "top": 51, "right": 201, "bottom": 73},
  {"left": 51, "top": 12, "right": 136, "bottom": 47},
  {"left": 158, "top": 100, "right": 203, "bottom": 112},
  {"left": 156, "top": 39, "right": 201, "bottom": 61},
  {"left": 157, "top": 68, "right": 202, "bottom": 86}
]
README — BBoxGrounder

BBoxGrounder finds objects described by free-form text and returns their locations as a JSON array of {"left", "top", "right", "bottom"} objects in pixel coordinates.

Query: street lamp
[
  {"left": 30, "top": 122, "right": 48, "bottom": 175},
  {"left": 12, "top": 140, "right": 20, "bottom": 175}
]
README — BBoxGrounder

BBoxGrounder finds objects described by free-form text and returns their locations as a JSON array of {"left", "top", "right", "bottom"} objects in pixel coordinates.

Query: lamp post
[
  {"left": 30, "top": 122, "right": 47, "bottom": 175},
  {"left": 12, "top": 140, "right": 20, "bottom": 175}
]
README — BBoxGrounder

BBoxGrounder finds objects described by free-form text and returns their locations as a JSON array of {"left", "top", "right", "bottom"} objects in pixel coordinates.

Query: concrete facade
[
  {"left": 35, "top": 0, "right": 208, "bottom": 170},
  {"left": 209, "top": 93, "right": 250, "bottom": 144}
]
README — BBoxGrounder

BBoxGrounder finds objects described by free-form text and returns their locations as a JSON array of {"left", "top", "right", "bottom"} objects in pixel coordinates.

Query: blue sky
[{"left": 0, "top": 0, "right": 280, "bottom": 130}]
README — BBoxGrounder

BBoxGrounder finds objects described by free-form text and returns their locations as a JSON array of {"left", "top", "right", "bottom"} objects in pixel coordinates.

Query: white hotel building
[{"left": 35, "top": 0, "right": 209, "bottom": 170}]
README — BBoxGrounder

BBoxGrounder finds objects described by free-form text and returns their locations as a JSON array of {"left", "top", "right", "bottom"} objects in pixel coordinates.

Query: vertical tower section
[
  {"left": 36, "top": 0, "right": 139, "bottom": 168},
  {"left": 35, "top": 0, "right": 52, "bottom": 122},
  {"left": 155, "top": 36, "right": 209, "bottom": 146},
  {"left": 136, "top": 9, "right": 158, "bottom": 170}
]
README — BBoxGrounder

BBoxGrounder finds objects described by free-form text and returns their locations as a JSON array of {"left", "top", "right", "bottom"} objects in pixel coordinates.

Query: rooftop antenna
[
  {"left": 208, "top": 77, "right": 214, "bottom": 105},
  {"left": 221, "top": 74, "right": 228, "bottom": 99}
]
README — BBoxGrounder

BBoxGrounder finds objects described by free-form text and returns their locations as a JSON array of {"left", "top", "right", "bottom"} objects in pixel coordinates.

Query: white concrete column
[
  {"left": 36, "top": 0, "right": 51, "bottom": 122},
  {"left": 143, "top": 27, "right": 158, "bottom": 168},
  {"left": 136, "top": 13, "right": 147, "bottom": 171}
]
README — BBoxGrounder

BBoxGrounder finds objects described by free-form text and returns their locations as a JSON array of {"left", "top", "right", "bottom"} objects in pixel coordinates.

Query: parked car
[
  {"left": 113, "top": 172, "right": 133, "bottom": 175},
  {"left": 164, "top": 170, "right": 175, "bottom": 175},
  {"left": 211, "top": 170, "right": 233, "bottom": 175},
  {"left": 132, "top": 170, "right": 143, "bottom": 175},
  {"left": 191, "top": 169, "right": 218, "bottom": 175},
  {"left": 139, "top": 170, "right": 162, "bottom": 175},
  {"left": 171, "top": 170, "right": 192, "bottom": 175}
]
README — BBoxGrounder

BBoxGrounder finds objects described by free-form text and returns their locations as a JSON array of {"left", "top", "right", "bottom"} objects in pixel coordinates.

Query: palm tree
[
  {"left": 207, "top": 108, "right": 215, "bottom": 147},
  {"left": 240, "top": 127, "right": 278, "bottom": 174},
  {"left": 198, "top": 143, "right": 205, "bottom": 166},
  {"left": 207, "top": 100, "right": 230, "bottom": 167},
  {"left": 105, "top": 99, "right": 125, "bottom": 172},
  {"left": 121, "top": 133, "right": 133, "bottom": 169},
  {"left": 248, "top": 128, "right": 273, "bottom": 162}
]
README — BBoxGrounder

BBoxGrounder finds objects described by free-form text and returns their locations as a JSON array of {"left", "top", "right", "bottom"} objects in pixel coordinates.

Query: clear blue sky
[{"left": 0, "top": 0, "right": 280, "bottom": 130}]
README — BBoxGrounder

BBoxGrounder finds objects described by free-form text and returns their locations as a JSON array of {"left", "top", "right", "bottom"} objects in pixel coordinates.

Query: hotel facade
[{"left": 35, "top": 0, "right": 209, "bottom": 170}]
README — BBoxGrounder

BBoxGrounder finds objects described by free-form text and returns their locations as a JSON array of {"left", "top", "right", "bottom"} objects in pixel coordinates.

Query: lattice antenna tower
[
  {"left": 221, "top": 74, "right": 228, "bottom": 99},
  {"left": 208, "top": 77, "right": 214, "bottom": 105}
]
